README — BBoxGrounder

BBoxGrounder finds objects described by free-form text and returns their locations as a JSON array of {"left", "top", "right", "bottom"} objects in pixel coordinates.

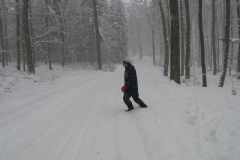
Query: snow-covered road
[{"left": 1, "top": 58, "right": 240, "bottom": 160}]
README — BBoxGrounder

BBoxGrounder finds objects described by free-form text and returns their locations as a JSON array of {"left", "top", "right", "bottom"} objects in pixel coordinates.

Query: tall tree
[
  {"left": 158, "top": 0, "right": 170, "bottom": 76},
  {"left": 22, "top": 0, "right": 34, "bottom": 74},
  {"left": 184, "top": 0, "right": 190, "bottom": 79},
  {"left": 180, "top": 0, "right": 185, "bottom": 76},
  {"left": 29, "top": 2, "right": 35, "bottom": 73},
  {"left": 169, "top": 0, "right": 180, "bottom": 84},
  {"left": 52, "top": 0, "right": 65, "bottom": 67},
  {"left": 199, "top": 0, "right": 207, "bottom": 87},
  {"left": 141, "top": 0, "right": 157, "bottom": 66},
  {"left": 137, "top": 12, "right": 142, "bottom": 60},
  {"left": 92, "top": 0, "right": 102, "bottom": 69},
  {"left": 45, "top": 0, "right": 52, "bottom": 70},
  {"left": 23, "top": 0, "right": 34, "bottom": 74},
  {"left": 2, "top": 0, "right": 9, "bottom": 66},
  {"left": 237, "top": 0, "right": 240, "bottom": 79},
  {"left": 212, "top": 0, "right": 217, "bottom": 75},
  {"left": 128, "top": 1, "right": 142, "bottom": 59},
  {"left": 0, "top": 9, "right": 5, "bottom": 68},
  {"left": 16, "top": 0, "right": 21, "bottom": 70},
  {"left": 219, "top": 0, "right": 231, "bottom": 87}
]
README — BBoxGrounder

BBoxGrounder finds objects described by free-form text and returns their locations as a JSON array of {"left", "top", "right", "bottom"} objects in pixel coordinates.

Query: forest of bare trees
[
  {"left": 128, "top": 0, "right": 240, "bottom": 86},
  {"left": 0, "top": 0, "right": 240, "bottom": 87},
  {"left": 0, "top": 0, "right": 129, "bottom": 72}
]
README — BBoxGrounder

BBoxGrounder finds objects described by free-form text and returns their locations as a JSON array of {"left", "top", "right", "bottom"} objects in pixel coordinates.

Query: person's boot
[
  {"left": 125, "top": 101, "right": 134, "bottom": 112},
  {"left": 140, "top": 103, "right": 148, "bottom": 108},
  {"left": 125, "top": 108, "right": 134, "bottom": 112}
]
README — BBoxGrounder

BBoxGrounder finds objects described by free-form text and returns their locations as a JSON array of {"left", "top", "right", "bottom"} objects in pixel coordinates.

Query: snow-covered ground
[{"left": 0, "top": 57, "right": 240, "bottom": 160}]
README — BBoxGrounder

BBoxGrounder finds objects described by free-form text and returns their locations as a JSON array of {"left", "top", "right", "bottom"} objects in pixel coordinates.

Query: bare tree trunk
[
  {"left": 212, "top": 0, "right": 217, "bottom": 75},
  {"left": 158, "top": 0, "right": 169, "bottom": 76},
  {"left": 0, "top": 10, "right": 5, "bottom": 68},
  {"left": 92, "top": 0, "right": 102, "bottom": 70},
  {"left": 29, "top": 2, "right": 35, "bottom": 74},
  {"left": 221, "top": 0, "right": 226, "bottom": 68},
  {"left": 219, "top": 0, "right": 231, "bottom": 87},
  {"left": 169, "top": 0, "right": 180, "bottom": 84},
  {"left": 229, "top": 10, "right": 234, "bottom": 76},
  {"left": 216, "top": 4, "right": 220, "bottom": 73},
  {"left": 16, "top": 0, "right": 21, "bottom": 70},
  {"left": 60, "top": 18, "right": 65, "bottom": 67},
  {"left": 45, "top": 0, "right": 52, "bottom": 70},
  {"left": 199, "top": 0, "right": 207, "bottom": 87},
  {"left": 142, "top": 1, "right": 156, "bottom": 66},
  {"left": 152, "top": 29, "right": 156, "bottom": 66},
  {"left": 184, "top": 0, "right": 191, "bottom": 79},
  {"left": 165, "top": 0, "right": 171, "bottom": 47},
  {"left": 2, "top": 0, "right": 9, "bottom": 66},
  {"left": 237, "top": 0, "right": 240, "bottom": 79},
  {"left": 137, "top": 16, "right": 142, "bottom": 60},
  {"left": 21, "top": 19, "right": 26, "bottom": 72},
  {"left": 22, "top": 24, "right": 26, "bottom": 72},
  {"left": 52, "top": 0, "right": 65, "bottom": 67},
  {"left": 180, "top": 0, "right": 185, "bottom": 76},
  {"left": 23, "top": 0, "right": 34, "bottom": 74}
]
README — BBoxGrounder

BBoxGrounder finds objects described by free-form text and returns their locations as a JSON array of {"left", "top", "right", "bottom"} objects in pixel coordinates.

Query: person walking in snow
[{"left": 121, "top": 59, "right": 147, "bottom": 111}]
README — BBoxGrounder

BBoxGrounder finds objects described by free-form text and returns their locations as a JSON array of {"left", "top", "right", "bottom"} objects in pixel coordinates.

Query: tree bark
[
  {"left": 60, "top": 17, "right": 65, "bottom": 67},
  {"left": 165, "top": 0, "right": 171, "bottom": 47},
  {"left": 2, "top": 0, "right": 9, "bottom": 66},
  {"left": 45, "top": 0, "right": 52, "bottom": 70},
  {"left": 184, "top": 0, "right": 191, "bottom": 79},
  {"left": 219, "top": 0, "right": 231, "bottom": 87},
  {"left": 237, "top": 0, "right": 240, "bottom": 79},
  {"left": 137, "top": 16, "right": 142, "bottom": 60},
  {"left": 180, "top": 0, "right": 185, "bottom": 76},
  {"left": 199, "top": 0, "right": 207, "bottom": 87},
  {"left": 16, "top": 0, "right": 21, "bottom": 70},
  {"left": 29, "top": 2, "right": 35, "bottom": 73},
  {"left": 169, "top": 0, "right": 180, "bottom": 84},
  {"left": 212, "top": 0, "right": 217, "bottom": 75},
  {"left": 92, "top": 0, "right": 102, "bottom": 70},
  {"left": 0, "top": 9, "right": 5, "bottom": 68},
  {"left": 158, "top": 0, "right": 169, "bottom": 76},
  {"left": 23, "top": 0, "right": 34, "bottom": 74},
  {"left": 152, "top": 29, "right": 155, "bottom": 66}
]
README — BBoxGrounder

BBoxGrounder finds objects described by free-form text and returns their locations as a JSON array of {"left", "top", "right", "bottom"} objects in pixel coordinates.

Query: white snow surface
[{"left": 0, "top": 57, "right": 240, "bottom": 160}]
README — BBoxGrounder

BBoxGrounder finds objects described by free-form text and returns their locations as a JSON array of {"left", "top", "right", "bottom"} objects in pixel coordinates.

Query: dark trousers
[{"left": 123, "top": 91, "right": 145, "bottom": 109}]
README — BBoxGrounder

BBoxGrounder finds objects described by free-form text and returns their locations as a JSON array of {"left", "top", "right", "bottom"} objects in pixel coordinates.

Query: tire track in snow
[
  {"left": 72, "top": 72, "right": 122, "bottom": 160},
  {"left": 1, "top": 72, "right": 115, "bottom": 160},
  {"left": 114, "top": 79, "right": 154, "bottom": 160},
  {"left": 1, "top": 72, "right": 109, "bottom": 145},
  {"left": 115, "top": 110, "right": 154, "bottom": 160},
  {"left": 0, "top": 72, "right": 110, "bottom": 127},
  {"left": 79, "top": 71, "right": 123, "bottom": 160},
  {"left": 1, "top": 72, "right": 110, "bottom": 137},
  {"left": 14, "top": 70, "right": 122, "bottom": 160}
]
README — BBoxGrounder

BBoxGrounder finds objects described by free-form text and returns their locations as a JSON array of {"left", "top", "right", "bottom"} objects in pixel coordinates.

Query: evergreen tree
[{"left": 109, "top": 0, "right": 128, "bottom": 61}]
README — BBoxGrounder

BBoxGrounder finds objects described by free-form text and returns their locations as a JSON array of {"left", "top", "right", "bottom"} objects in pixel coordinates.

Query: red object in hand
[{"left": 121, "top": 85, "right": 127, "bottom": 92}]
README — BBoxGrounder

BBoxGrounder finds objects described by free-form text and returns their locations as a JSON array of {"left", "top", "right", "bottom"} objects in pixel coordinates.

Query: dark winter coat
[{"left": 124, "top": 64, "right": 139, "bottom": 96}]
